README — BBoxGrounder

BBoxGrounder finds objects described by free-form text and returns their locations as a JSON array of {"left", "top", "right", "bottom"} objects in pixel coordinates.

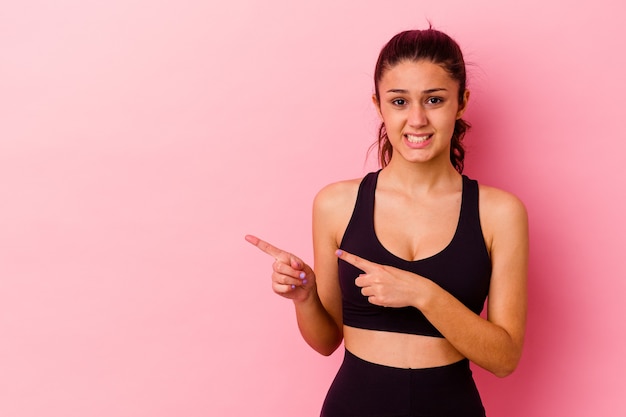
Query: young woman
[{"left": 246, "top": 28, "right": 528, "bottom": 417}]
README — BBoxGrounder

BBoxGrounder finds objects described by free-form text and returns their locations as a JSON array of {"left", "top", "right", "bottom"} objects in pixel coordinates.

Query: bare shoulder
[
  {"left": 478, "top": 184, "right": 527, "bottom": 218},
  {"left": 478, "top": 184, "right": 528, "bottom": 250},
  {"left": 313, "top": 177, "right": 362, "bottom": 244},
  {"left": 314, "top": 177, "right": 361, "bottom": 211}
]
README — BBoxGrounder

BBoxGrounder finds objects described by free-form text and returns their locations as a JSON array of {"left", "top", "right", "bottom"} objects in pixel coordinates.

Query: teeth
[{"left": 406, "top": 134, "right": 430, "bottom": 143}]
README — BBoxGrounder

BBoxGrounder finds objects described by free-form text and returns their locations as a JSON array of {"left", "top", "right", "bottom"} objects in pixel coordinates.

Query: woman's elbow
[
  {"left": 315, "top": 339, "right": 343, "bottom": 357},
  {"left": 307, "top": 332, "right": 343, "bottom": 357},
  {"left": 493, "top": 365, "right": 516, "bottom": 378},
  {"left": 492, "top": 351, "right": 522, "bottom": 378}
]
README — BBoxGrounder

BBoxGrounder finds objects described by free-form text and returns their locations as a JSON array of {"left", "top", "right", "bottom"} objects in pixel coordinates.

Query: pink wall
[{"left": 1, "top": 0, "right": 624, "bottom": 415}]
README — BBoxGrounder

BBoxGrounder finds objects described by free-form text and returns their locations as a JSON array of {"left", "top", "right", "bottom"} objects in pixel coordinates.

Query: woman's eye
[
  {"left": 426, "top": 97, "right": 443, "bottom": 105},
  {"left": 391, "top": 98, "right": 406, "bottom": 106}
]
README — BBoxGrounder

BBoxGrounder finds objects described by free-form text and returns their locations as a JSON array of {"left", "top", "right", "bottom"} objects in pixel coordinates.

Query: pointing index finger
[
  {"left": 335, "top": 249, "right": 374, "bottom": 272},
  {"left": 245, "top": 234, "right": 285, "bottom": 260}
]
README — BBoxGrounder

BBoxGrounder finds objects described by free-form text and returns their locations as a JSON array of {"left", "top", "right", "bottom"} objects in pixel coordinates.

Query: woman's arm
[
  {"left": 336, "top": 186, "right": 528, "bottom": 376},
  {"left": 245, "top": 234, "right": 342, "bottom": 356},
  {"left": 245, "top": 180, "right": 357, "bottom": 356},
  {"left": 420, "top": 190, "right": 527, "bottom": 375},
  {"left": 424, "top": 188, "right": 527, "bottom": 376}
]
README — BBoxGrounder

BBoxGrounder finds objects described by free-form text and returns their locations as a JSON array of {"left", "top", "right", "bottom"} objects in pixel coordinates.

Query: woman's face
[{"left": 374, "top": 59, "right": 469, "bottom": 167}]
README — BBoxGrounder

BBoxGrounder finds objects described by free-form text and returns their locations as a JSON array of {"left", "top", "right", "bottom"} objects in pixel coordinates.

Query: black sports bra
[{"left": 338, "top": 171, "right": 492, "bottom": 337}]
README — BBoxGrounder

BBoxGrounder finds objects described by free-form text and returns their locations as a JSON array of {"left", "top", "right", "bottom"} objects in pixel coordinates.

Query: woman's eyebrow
[
  {"left": 423, "top": 88, "right": 448, "bottom": 94},
  {"left": 385, "top": 88, "right": 448, "bottom": 94}
]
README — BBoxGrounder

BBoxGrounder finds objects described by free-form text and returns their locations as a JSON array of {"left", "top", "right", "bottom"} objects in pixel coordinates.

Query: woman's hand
[
  {"left": 245, "top": 234, "right": 316, "bottom": 302},
  {"left": 335, "top": 249, "right": 431, "bottom": 309},
  {"left": 246, "top": 234, "right": 342, "bottom": 355}
]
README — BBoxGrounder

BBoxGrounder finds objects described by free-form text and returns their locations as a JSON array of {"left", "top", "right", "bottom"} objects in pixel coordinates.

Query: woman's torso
[{"left": 332, "top": 169, "right": 491, "bottom": 368}]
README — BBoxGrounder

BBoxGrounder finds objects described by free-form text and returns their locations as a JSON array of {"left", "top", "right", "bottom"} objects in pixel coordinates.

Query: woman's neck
[{"left": 380, "top": 157, "right": 461, "bottom": 195}]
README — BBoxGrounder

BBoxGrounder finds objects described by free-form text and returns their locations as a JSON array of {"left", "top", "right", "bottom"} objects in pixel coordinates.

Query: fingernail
[
  {"left": 299, "top": 272, "right": 306, "bottom": 279},
  {"left": 302, "top": 279, "right": 308, "bottom": 285},
  {"left": 291, "top": 284, "right": 296, "bottom": 289},
  {"left": 335, "top": 249, "right": 343, "bottom": 256}
]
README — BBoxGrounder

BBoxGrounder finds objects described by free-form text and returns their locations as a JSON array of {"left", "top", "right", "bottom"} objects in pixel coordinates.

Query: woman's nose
[{"left": 408, "top": 104, "right": 427, "bottom": 127}]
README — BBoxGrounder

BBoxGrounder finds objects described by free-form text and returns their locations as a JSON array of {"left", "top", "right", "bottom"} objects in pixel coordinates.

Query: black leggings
[{"left": 321, "top": 349, "right": 486, "bottom": 417}]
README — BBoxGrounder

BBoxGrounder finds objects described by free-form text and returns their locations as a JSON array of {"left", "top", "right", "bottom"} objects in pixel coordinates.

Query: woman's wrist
[
  {"left": 413, "top": 276, "right": 436, "bottom": 312},
  {"left": 293, "top": 280, "right": 318, "bottom": 306}
]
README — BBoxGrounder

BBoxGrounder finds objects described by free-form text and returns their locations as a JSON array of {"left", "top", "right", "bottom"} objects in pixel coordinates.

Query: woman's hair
[{"left": 373, "top": 29, "right": 470, "bottom": 173}]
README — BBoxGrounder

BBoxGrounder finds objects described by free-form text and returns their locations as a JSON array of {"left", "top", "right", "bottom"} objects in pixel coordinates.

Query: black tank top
[{"left": 338, "top": 171, "right": 492, "bottom": 337}]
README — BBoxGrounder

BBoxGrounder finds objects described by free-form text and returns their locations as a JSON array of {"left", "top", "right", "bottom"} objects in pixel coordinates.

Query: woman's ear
[
  {"left": 456, "top": 90, "right": 470, "bottom": 119},
  {"left": 372, "top": 94, "right": 383, "bottom": 119}
]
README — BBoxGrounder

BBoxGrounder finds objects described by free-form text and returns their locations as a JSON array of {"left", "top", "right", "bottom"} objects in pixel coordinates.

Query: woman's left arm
[
  {"left": 421, "top": 187, "right": 528, "bottom": 377},
  {"left": 336, "top": 187, "right": 528, "bottom": 377}
]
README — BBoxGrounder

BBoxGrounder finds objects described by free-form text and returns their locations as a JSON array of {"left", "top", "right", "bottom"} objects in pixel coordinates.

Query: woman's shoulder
[
  {"left": 314, "top": 176, "right": 363, "bottom": 213},
  {"left": 312, "top": 176, "right": 366, "bottom": 243},
  {"left": 477, "top": 183, "right": 527, "bottom": 217},
  {"left": 477, "top": 182, "right": 528, "bottom": 245}
]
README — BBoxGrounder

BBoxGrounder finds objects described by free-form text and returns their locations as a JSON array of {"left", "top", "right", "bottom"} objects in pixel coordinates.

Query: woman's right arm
[{"left": 245, "top": 181, "right": 356, "bottom": 356}]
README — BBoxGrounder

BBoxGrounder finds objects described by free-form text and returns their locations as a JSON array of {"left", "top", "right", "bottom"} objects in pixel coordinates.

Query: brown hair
[{"left": 373, "top": 29, "right": 470, "bottom": 172}]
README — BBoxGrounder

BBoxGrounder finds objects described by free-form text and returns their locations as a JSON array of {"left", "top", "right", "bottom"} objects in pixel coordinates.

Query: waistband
[{"left": 344, "top": 348, "right": 471, "bottom": 374}]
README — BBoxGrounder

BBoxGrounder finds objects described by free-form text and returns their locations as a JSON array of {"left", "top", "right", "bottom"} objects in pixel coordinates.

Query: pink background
[{"left": 1, "top": 0, "right": 624, "bottom": 416}]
